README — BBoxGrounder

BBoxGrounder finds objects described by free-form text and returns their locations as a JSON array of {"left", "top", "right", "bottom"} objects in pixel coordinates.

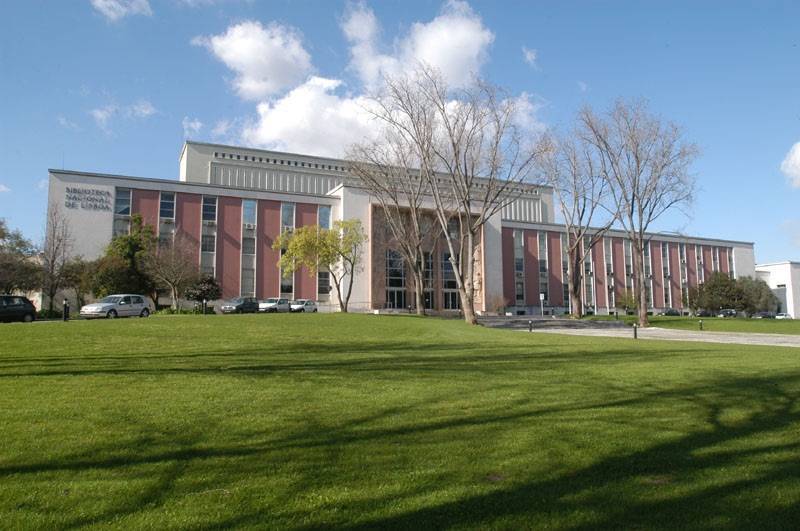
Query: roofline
[
  {"left": 501, "top": 219, "right": 755, "bottom": 247},
  {"left": 183, "top": 140, "right": 555, "bottom": 192},
  {"left": 756, "top": 261, "right": 800, "bottom": 268},
  {"left": 48, "top": 169, "right": 341, "bottom": 201}
]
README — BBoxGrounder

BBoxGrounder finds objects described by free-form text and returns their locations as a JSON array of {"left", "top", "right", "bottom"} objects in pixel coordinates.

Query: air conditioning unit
[
  {"left": 243, "top": 223, "right": 256, "bottom": 230},
  {"left": 203, "top": 220, "right": 216, "bottom": 226},
  {"left": 162, "top": 219, "right": 174, "bottom": 225}
]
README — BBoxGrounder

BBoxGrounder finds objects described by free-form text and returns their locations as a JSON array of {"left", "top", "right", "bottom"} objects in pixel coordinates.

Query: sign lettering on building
[{"left": 64, "top": 187, "right": 112, "bottom": 211}]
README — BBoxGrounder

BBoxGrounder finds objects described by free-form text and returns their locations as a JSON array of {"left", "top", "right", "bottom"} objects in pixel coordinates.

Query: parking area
[{"left": 526, "top": 326, "right": 800, "bottom": 348}]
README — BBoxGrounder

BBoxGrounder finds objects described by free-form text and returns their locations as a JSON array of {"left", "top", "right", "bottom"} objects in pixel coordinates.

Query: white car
[
  {"left": 290, "top": 299, "right": 318, "bottom": 313},
  {"left": 80, "top": 294, "right": 151, "bottom": 319},
  {"left": 775, "top": 313, "right": 792, "bottom": 320},
  {"left": 259, "top": 297, "right": 290, "bottom": 313}
]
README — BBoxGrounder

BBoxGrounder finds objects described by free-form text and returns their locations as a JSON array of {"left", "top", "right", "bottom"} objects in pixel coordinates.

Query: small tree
[
  {"left": 40, "top": 206, "right": 73, "bottom": 314},
  {"left": 141, "top": 233, "right": 200, "bottom": 309},
  {"left": 273, "top": 220, "right": 368, "bottom": 312},
  {"left": 101, "top": 214, "right": 157, "bottom": 298},
  {"left": 737, "top": 276, "right": 779, "bottom": 315},
  {"left": 695, "top": 272, "right": 744, "bottom": 313},
  {"left": 62, "top": 257, "right": 92, "bottom": 307},
  {"left": 185, "top": 275, "right": 222, "bottom": 308}
]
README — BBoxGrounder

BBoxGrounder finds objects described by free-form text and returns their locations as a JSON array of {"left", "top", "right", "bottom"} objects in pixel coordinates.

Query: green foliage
[
  {"left": 694, "top": 273, "right": 778, "bottom": 315},
  {"left": 0, "top": 219, "right": 40, "bottom": 293},
  {"left": 184, "top": 275, "right": 222, "bottom": 303},
  {"left": 615, "top": 291, "right": 637, "bottom": 312},
  {"left": 1, "top": 314, "right": 800, "bottom": 528},
  {"left": 92, "top": 214, "right": 157, "bottom": 297},
  {"left": 273, "top": 220, "right": 368, "bottom": 311}
]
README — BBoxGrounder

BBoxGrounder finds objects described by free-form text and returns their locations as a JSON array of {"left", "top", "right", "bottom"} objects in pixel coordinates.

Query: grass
[
  {"left": 586, "top": 314, "right": 800, "bottom": 335},
  {"left": 1, "top": 314, "right": 799, "bottom": 529}
]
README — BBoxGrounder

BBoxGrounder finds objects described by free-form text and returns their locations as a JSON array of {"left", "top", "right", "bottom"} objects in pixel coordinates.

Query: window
[
  {"left": 202, "top": 196, "right": 217, "bottom": 222},
  {"left": 583, "top": 237, "right": 594, "bottom": 309},
  {"left": 538, "top": 232, "right": 549, "bottom": 304},
  {"left": 240, "top": 268, "right": 255, "bottom": 297},
  {"left": 443, "top": 291, "right": 460, "bottom": 310},
  {"left": 386, "top": 250, "right": 406, "bottom": 309},
  {"left": 662, "top": 243, "right": 671, "bottom": 308},
  {"left": 624, "top": 240, "right": 633, "bottom": 294},
  {"left": 442, "top": 252, "right": 458, "bottom": 290},
  {"left": 159, "top": 192, "right": 175, "bottom": 219},
  {"left": 713, "top": 247, "right": 720, "bottom": 272},
  {"left": 513, "top": 230, "right": 525, "bottom": 303},
  {"left": 447, "top": 217, "right": 460, "bottom": 241},
  {"left": 603, "top": 238, "right": 613, "bottom": 276},
  {"left": 561, "top": 234, "right": 570, "bottom": 308},
  {"left": 242, "top": 199, "right": 257, "bottom": 226},
  {"left": 202, "top": 234, "right": 216, "bottom": 252},
  {"left": 695, "top": 245, "right": 704, "bottom": 283},
  {"left": 281, "top": 202, "right": 295, "bottom": 233},
  {"left": 114, "top": 188, "right": 131, "bottom": 216},
  {"left": 318, "top": 205, "right": 331, "bottom": 230},
  {"left": 727, "top": 248, "right": 735, "bottom": 278},
  {"left": 242, "top": 237, "right": 256, "bottom": 255},
  {"left": 318, "top": 271, "right": 330, "bottom": 294},
  {"left": 280, "top": 248, "right": 293, "bottom": 295}
]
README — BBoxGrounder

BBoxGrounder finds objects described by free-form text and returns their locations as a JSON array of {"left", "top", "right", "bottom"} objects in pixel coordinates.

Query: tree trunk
[
  {"left": 632, "top": 241, "right": 649, "bottom": 326},
  {"left": 170, "top": 285, "right": 179, "bottom": 310},
  {"left": 570, "top": 250, "right": 584, "bottom": 318},
  {"left": 414, "top": 272, "right": 425, "bottom": 316}
]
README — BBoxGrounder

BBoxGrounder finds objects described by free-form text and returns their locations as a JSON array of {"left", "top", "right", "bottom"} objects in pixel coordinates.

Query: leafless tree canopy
[
  {"left": 580, "top": 99, "right": 699, "bottom": 325},
  {"left": 537, "top": 131, "right": 616, "bottom": 317},
  {"left": 41, "top": 206, "right": 73, "bottom": 313},
  {"left": 141, "top": 232, "right": 199, "bottom": 310},
  {"left": 364, "top": 64, "right": 544, "bottom": 323}
]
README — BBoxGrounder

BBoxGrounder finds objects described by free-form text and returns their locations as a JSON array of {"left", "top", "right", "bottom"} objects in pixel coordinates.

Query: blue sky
[{"left": 1, "top": 0, "right": 798, "bottom": 262}]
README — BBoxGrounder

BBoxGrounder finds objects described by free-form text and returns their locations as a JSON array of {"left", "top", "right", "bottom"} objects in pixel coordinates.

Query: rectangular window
[
  {"left": 386, "top": 250, "right": 406, "bottom": 309},
  {"left": 713, "top": 247, "right": 720, "bottom": 272},
  {"left": 318, "top": 271, "right": 330, "bottom": 294},
  {"left": 240, "top": 268, "right": 255, "bottom": 297},
  {"left": 112, "top": 217, "right": 130, "bottom": 237},
  {"left": 561, "top": 234, "right": 570, "bottom": 307},
  {"left": 159, "top": 192, "right": 175, "bottom": 220},
  {"left": 442, "top": 252, "right": 458, "bottom": 290},
  {"left": 201, "top": 234, "right": 216, "bottom": 252},
  {"left": 280, "top": 248, "right": 293, "bottom": 294},
  {"left": 583, "top": 237, "right": 593, "bottom": 308},
  {"left": 318, "top": 205, "right": 331, "bottom": 230},
  {"left": 202, "top": 196, "right": 217, "bottom": 222},
  {"left": 727, "top": 248, "right": 734, "bottom": 278},
  {"left": 114, "top": 188, "right": 131, "bottom": 216},
  {"left": 538, "top": 232, "right": 549, "bottom": 304},
  {"left": 241, "top": 237, "right": 256, "bottom": 255},
  {"left": 604, "top": 237, "right": 613, "bottom": 276},
  {"left": 281, "top": 202, "right": 295, "bottom": 233},
  {"left": 513, "top": 230, "right": 525, "bottom": 303},
  {"left": 695, "top": 245, "right": 704, "bottom": 283},
  {"left": 624, "top": 240, "right": 633, "bottom": 293},
  {"left": 242, "top": 199, "right": 257, "bottom": 226},
  {"left": 662, "top": 243, "right": 671, "bottom": 308}
]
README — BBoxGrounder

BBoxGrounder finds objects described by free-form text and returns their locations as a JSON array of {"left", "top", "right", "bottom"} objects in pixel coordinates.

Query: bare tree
[
  {"left": 348, "top": 133, "right": 441, "bottom": 315},
  {"left": 141, "top": 232, "right": 200, "bottom": 309},
  {"left": 580, "top": 100, "right": 698, "bottom": 326},
  {"left": 41, "top": 206, "right": 73, "bottom": 314},
  {"left": 537, "top": 131, "right": 616, "bottom": 317},
  {"left": 368, "top": 65, "right": 542, "bottom": 324}
]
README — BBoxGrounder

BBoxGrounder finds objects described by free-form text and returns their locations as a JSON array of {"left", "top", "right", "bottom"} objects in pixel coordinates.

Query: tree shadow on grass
[{"left": 3, "top": 372, "right": 800, "bottom": 529}]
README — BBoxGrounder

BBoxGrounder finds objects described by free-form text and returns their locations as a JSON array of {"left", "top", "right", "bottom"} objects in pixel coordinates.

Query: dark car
[
  {"left": 695, "top": 309, "right": 713, "bottom": 317},
  {"left": 0, "top": 295, "right": 37, "bottom": 323},
  {"left": 218, "top": 297, "right": 259, "bottom": 314},
  {"left": 717, "top": 309, "right": 737, "bottom": 318},
  {"left": 659, "top": 308, "right": 681, "bottom": 316},
  {"left": 753, "top": 311, "right": 775, "bottom": 319}
]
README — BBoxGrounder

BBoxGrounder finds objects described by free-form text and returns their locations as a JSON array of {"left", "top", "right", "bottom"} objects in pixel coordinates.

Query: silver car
[
  {"left": 259, "top": 297, "right": 290, "bottom": 313},
  {"left": 80, "top": 294, "right": 151, "bottom": 319},
  {"left": 290, "top": 299, "right": 318, "bottom": 313}
]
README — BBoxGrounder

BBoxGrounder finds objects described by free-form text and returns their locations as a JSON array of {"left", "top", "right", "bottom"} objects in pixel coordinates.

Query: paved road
[{"left": 526, "top": 326, "right": 800, "bottom": 348}]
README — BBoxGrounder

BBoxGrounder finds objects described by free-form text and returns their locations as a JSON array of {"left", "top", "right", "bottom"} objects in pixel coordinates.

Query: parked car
[
  {"left": 290, "top": 299, "right": 318, "bottom": 313},
  {"left": 218, "top": 297, "right": 259, "bottom": 314},
  {"left": 0, "top": 295, "right": 37, "bottom": 323},
  {"left": 776, "top": 313, "right": 792, "bottom": 320},
  {"left": 695, "top": 309, "right": 713, "bottom": 317},
  {"left": 658, "top": 308, "right": 680, "bottom": 316},
  {"left": 80, "top": 294, "right": 151, "bottom": 319},
  {"left": 259, "top": 298, "right": 290, "bottom": 313},
  {"left": 752, "top": 311, "right": 775, "bottom": 319},
  {"left": 717, "top": 309, "right": 737, "bottom": 318}
]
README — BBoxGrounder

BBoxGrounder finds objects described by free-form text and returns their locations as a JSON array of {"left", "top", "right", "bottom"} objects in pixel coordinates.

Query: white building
[{"left": 755, "top": 261, "right": 800, "bottom": 318}]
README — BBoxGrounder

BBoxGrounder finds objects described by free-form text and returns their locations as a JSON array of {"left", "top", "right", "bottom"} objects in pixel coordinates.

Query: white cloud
[
  {"left": 522, "top": 46, "right": 537, "bottom": 68},
  {"left": 90, "top": 105, "right": 117, "bottom": 132},
  {"left": 182, "top": 116, "right": 203, "bottom": 137},
  {"left": 780, "top": 141, "right": 800, "bottom": 188},
  {"left": 90, "top": 0, "right": 152, "bottom": 22},
  {"left": 341, "top": 0, "right": 494, "bottom": 88},
  {"left": 241, "top": 77, "right": 377, "bottom": 158},
  {"left": 192, "top": 21, "right": 313, "bottom": 100},
  {"left": 212, "top": 119, "right": 232, "bottom": 137},
  {"left": 0, "top": 184, "right": 10, "bottom": 193},
  {"left": 89, "top": 100, "right": 157, "bottom": 132},
  {"left": 37, "top": 179, "right": 48, "bottom": 191},
  {"left": 511, "top": 92, "right": 546, "bottom": 134},
  {"left": 577, "top": 81, "right": 589, "bottom": 93},
  {"left": 128, "top": 99, "right": 156, "bottom": 118},
  {"left": 57, "top": 115, "right": 81, "bottom": 131}
]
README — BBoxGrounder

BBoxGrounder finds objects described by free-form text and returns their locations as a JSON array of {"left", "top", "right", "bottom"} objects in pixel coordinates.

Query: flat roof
[{"left": 756, "top": 261, "right": 800, "bottom": 268}]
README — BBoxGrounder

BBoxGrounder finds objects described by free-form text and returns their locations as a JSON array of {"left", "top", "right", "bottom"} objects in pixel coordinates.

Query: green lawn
[
  {"left": 586, "top": 314, "right": 800, "bottom": 335},
  {"left": 1, "top": 314, "right": 799, "bottom": 529}
]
